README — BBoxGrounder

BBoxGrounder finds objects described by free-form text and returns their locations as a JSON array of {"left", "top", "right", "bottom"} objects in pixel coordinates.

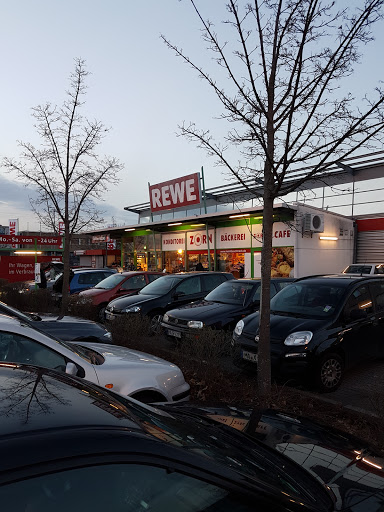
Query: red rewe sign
[{"left": 149, "top": 173, "right": 201, "bottom": 212}]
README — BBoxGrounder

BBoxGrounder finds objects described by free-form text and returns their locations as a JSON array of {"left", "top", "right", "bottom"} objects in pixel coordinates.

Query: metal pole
[{"left": 201, "top": 166, "right": 212, "bottom": 271}]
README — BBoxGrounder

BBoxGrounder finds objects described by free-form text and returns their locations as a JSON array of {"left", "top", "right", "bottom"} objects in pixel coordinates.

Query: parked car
[
  {"left": 161, "top": 278, "right": 294, "bottom": 340},
  {"left": 232, "top": 275, "right": 384, "bottom": 392},
  {"left": 166, "top": 402, "right": 384, "bottom": 512},
  {"left": 105, "top": 272, "right": 235, "bottom": 330},
  {"left": 52, "top": 267, "right": 117, "bottom": 295},
  {"left": 0, "top": 300, "right": 112, "bottom": 343},
  {"left": 79, "top": 271, "right": 164, "bottom": 321},
  {"left": 342, "top": 263, "right": 384, "bottom": 275},
  {"left": 0, "top": 314, "right": 190, "bottom": 404},
  {"left": 0, "top": 363, "right": 335, "bottom": 512}
]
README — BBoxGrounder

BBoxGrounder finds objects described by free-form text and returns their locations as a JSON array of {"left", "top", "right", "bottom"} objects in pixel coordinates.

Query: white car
[
  {"left": 342, "top": 263, "right": 384, "bottom": 275},
  {"left": 0, "top": 314, "right": 190, "bottom": 404}
]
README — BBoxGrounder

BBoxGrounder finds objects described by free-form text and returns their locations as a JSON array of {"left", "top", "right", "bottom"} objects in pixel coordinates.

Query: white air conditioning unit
[{"left": 303, "top": 213, "right": 324, "bottom": 233}]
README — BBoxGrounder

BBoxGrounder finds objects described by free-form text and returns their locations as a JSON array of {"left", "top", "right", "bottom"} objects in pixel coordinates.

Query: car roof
[
  {"left": 72, "top": 268, "right": 116, "bottom": 273},
  {"left": 164, "top": 272, "right": 233, "bottom": 278},
  {"left": 0, "top": 364, "right": 140, "bottom": 436},
  {"left": 294, "top": 274, "right": 383, "bottom": 285}
]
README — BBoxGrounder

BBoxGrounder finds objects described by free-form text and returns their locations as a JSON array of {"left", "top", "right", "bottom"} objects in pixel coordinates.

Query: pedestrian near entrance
[
  {"left": 38, "top": 264, "right": 47, "bottom": 289},
  {"left": 196, "top": 262, "right": 204, "bottom": 271}
]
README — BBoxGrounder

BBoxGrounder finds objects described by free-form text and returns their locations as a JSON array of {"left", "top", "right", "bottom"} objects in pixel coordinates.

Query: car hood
[
  {"left": 162, "top": 403, "right": 384, "bottom": 512},
  {"left": 79, "top": 288, "right": 107, "bottom": 297},
  {"left": 169, "top": 300, "right": 249, "bottom": 322},
  {"left": 31, "top": 315, "right": 111, "bottom": 343},
  {"left": 243, "top": 312, "right": 328, "bottom": 339},
  {"left": 74, "top": 342, "right": 187, "bottom": 396},
  {"left": 108, "top": 294, "right": 158, "bottom": 309}
]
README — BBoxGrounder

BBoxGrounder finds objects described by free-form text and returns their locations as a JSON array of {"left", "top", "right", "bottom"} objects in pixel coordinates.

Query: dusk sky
[{"left": 0, "top": 0, "right": 383, "bottom": 231}]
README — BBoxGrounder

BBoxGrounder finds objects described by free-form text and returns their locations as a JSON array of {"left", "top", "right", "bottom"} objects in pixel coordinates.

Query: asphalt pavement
[{"left": 310, "top": 359, "right": 384, "bottom": 417}]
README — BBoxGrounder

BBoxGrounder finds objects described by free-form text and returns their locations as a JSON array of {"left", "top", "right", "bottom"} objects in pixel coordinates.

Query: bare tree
[
  {"left": 162, "top": 0, "right": 384, "bottom": 396},
  {"left": 3, "top": 58, "right": 123, "bottom": 314}
]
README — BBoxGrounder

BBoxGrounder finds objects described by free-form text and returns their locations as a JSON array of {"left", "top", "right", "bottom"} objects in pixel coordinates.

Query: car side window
[
  {"left": 0, "top": 332, "right": 67, "bottom": 370},
  {"left": 369, "top": 281, "right": 384, "bottom": 312},
  {"left": 175, "top": 277, "right": 202, "bottom": 296},
  {"left": 0, "top": 463, "right": 254, "bottom": 511},
  {"left": 201, "top": 274, "right": 225, "bottom": 292},
  {"left": 343, "top": 285, "right": 374, "bottom": 321},
  {"left": 122, "top": 275, "right": 146, "bottom": 290}
]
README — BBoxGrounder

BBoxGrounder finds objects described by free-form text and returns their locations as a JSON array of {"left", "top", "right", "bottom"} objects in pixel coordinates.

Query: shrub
[
  {"left": 0, "top": 281, "right": 58, "bottom": 314},
  {"left": 67, "top": 294, "right": 98, "bottom": 321}
]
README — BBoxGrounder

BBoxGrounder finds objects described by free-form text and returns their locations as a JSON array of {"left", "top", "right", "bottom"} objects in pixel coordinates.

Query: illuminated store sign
[{"left": 149, "top": 173, "right": 201, "bottom": 212}]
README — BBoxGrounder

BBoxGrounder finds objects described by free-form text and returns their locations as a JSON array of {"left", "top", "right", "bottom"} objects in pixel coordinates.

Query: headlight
[
  {"left": 124, "top": 306, "right": 141, "bottom": 313},
  {"left": 103, "top": 331, "right": 112, "bottom": 339},
  {"left": 187, "top": 320, "right": 204, "bottom": 329},
  {"left": 234, "top": 320, "right": 244, "bottom": 336},
  {"left": 284, "top": 331, "right": 313, "bottom": 346},
  {"left": 163, "top": 313, "right": 169, "bottom": 323}
]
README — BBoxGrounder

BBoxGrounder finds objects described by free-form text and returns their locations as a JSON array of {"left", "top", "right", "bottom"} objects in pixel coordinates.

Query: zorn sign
[{"left": 149, "top": 173, "right": 201, "bottom": 212}]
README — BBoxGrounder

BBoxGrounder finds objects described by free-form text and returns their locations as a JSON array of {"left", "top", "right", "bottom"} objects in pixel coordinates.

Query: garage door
[{"left": 356, "top": 230, "right": 384, "bottom": 262}]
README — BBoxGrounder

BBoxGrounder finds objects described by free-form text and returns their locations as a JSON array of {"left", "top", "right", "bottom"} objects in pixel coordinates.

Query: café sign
[{"left": 149, "top": 173, "right": 201, "bottom": 212}]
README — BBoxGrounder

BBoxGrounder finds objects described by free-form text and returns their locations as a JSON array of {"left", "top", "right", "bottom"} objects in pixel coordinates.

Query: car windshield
[
  {"left": 270, "top": 281, "right": 346, "bottom": 318},
  {"left": 205, "top": 281, "right": 256, "bottom": 305},
  {"left": 95, "top": 274, "right": 127, "bottom": 289},
  {"left": 138, "top": 276, "right": 178, "bottom": 295}
]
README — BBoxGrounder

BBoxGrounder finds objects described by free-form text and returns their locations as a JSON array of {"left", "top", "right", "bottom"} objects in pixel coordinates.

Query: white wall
[{"left": 294, "top": 205, "right": 354, "bottom": 277}]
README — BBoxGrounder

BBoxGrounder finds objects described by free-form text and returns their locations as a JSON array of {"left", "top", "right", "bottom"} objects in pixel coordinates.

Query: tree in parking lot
[
  {"left": 162, "top": 0, "right": 384, "bottom": 396},
  {"left": 3, "top": 58, "right": 123, "bottom": 315}
]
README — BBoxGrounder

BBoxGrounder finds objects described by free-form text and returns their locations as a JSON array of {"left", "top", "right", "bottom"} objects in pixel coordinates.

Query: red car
[{"left": 79, "top": 271, "right": 164, "bottom": 321}]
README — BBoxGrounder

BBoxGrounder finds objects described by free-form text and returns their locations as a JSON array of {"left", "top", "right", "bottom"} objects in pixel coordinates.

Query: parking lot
[{"left": 313, "top": 358, "right": 384, "bottom": 416}]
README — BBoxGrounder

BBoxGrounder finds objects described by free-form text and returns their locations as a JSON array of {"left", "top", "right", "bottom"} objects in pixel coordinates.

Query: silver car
[{"left": 0, "top": 314, "right": 190, "bottom": 404}]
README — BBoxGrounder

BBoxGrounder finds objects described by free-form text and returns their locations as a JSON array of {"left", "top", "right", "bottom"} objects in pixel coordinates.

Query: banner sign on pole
[{"left": 0, "top": 235, "right": 63, "bottom": 246}]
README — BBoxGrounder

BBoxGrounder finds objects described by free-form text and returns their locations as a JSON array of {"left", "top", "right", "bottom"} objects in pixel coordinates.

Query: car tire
[
  {"left": 148, "top": 311, "right": 163, "bottom": 335},
  {"left": 315, "top": 353, "right": 344, "bottom": 393},
  {"left": 98, "top": 305, "right": 107, "bottom": 323}
]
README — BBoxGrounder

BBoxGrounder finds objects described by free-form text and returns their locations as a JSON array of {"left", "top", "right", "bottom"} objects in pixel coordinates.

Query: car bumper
[{"left": 232, "top": 338, "right": 312, "bottom": 378}]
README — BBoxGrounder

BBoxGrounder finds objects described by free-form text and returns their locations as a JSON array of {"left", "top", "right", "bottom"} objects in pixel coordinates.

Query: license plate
[
  {"left": 242, "top": 350, "right": 258, "bottom": 363},
  {"left": 167, "top": 329, "right": 182, "bottom": 339}
]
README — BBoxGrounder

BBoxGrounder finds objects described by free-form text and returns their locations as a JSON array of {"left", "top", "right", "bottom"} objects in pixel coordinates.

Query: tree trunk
[
  {"left": 59, "top": 225, "right": 71, "bottom": 317},
  {"left": 257, "top": 191, "right": 274, "bottom": 399}
]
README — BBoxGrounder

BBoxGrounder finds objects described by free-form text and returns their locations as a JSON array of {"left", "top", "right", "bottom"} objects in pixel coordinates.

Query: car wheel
[
  {"left": 316, "top": 353, "right": 344, "bottom": 392},
  {"left": 98, "top": 305, "right": 107, "bottom": 322},
  {"left": 149, "top": 313, "right": 163, "bottom": 335}
]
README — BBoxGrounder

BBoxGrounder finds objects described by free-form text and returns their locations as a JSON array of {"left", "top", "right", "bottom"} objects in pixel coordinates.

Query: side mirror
[
  {"left": 173, "top": 291, "right": 185, "bottom": 300},
  {"left": 65, "top": 362, "right": 78, "bottom": 376}
]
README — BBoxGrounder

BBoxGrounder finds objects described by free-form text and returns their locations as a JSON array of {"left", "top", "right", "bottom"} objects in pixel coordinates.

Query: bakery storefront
[
  {"left": 159, "top": 220, "right": 294, "bottom": 278},
  {"left": 87, "top": 172, "right": 354, "bottom": 278}
]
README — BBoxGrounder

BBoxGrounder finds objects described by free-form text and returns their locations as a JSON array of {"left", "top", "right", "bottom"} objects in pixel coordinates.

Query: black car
[
  {"left": 0, "top": 300, "right": 112, "bottom": 344},
  {"left": 161, "top": 278, "right": 294, "bottom": 340},
  {"left": 232, "top": 275, "right": 384, "bottom": 391},
  {"left": 105, "top": 272, "right": 234, "bottom": 329},
  {"left": 165, "top": 402, "right": 384, "bottom": 512},
  {"left": 0, "top": 363, "right": 334, "bottom": 512}
]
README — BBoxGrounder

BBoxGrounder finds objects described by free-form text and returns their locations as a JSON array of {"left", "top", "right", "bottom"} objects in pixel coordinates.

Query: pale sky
[{"left": 0, "top": 0, "right": 383, "bottom": 231}]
